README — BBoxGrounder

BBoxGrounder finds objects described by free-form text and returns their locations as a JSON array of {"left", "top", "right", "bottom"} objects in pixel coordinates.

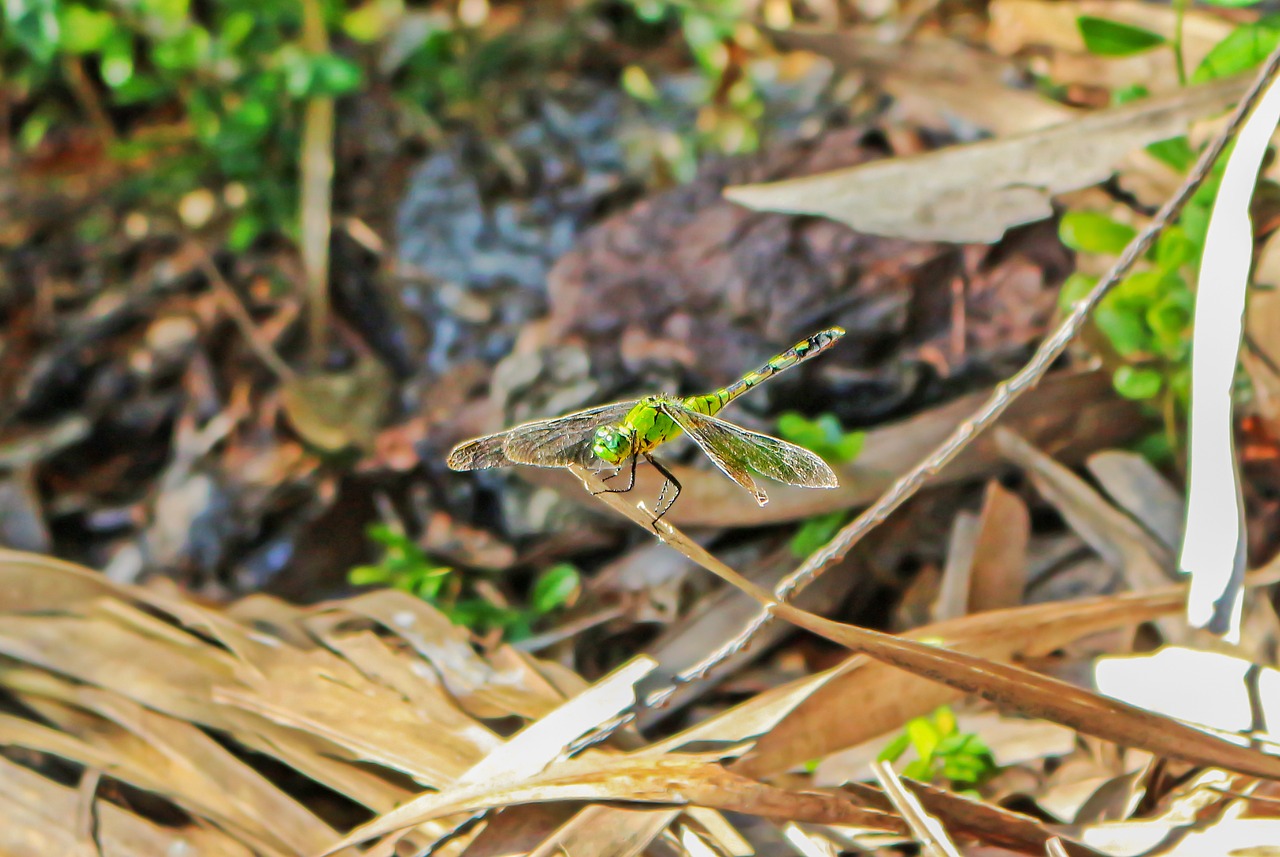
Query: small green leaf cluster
[
  {"left": 777, "top": 412, "right": 864, "bottom": 557},
  {"left": 3, "top": 0, "right": 365, "bottom": 248},
  {"left": 878, "top": 706, "right": 997, "bottom": 790},
  {"left": 349, "top": 524, "right": 580, "bottom": 641},
  {"left": 777, "top": 411, "right": 865, "bottom": 465},
  {"left": 1059, "top": 214, "right": 1198, "bottom": 405}
]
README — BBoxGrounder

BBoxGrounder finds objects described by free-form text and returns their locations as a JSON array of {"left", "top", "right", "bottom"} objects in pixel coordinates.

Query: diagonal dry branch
[
  {"left": 568, "top": 466, "right": 1280, "bottom": 782},
  {"left": 703, "top": 41, "right": 1280, "bottom": 686}
]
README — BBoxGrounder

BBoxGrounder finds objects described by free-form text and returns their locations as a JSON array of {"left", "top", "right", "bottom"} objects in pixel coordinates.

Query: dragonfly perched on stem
[{"left": 448, "top": 328, "right": 845, "bottom": 522}]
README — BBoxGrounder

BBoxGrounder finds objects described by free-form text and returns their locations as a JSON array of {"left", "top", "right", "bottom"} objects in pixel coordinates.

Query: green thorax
[{"left": 623, "top": 396, "right": 684, "bottom": 455}]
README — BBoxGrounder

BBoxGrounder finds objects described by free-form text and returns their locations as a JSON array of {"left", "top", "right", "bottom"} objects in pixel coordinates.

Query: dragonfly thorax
[{"left": 591, "top": 424, "right": 634, "bottom": 464}]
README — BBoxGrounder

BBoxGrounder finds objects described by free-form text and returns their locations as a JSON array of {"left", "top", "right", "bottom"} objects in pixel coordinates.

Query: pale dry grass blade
[{"left": 872, "top": 761, "right": 963, "bottom": 857}]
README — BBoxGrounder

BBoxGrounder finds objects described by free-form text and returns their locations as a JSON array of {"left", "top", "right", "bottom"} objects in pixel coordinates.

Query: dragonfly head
[{"left": 591, "top": 424, "right": 633, "bottom": 464}]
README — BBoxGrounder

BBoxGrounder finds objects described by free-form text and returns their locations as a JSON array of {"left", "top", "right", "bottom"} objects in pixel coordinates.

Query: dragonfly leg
[
  {"left": 645, "top": 453, "right": 682, "bottom": 527},
  {"left": 591, "top": 453, "right": 638, "bottom": 495}
]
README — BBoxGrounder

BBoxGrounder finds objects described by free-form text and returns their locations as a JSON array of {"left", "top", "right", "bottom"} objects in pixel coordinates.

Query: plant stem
[{"left": 299, "top": 0, "right": 335, "bottom": 371}]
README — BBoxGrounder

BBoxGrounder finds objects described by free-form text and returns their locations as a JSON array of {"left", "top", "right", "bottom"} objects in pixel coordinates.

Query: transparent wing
[
  {"left": 448, "top": 401, "right": 637, "bottom": 471},
  {"left": 659, "top": 404, "right": 839, "bottom": 503}
]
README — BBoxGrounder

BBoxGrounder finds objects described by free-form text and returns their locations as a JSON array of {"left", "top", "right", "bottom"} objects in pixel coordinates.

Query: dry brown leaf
[
  {"left": 724, "top": 76, "right": 1247, "bottom": 242},
  {"left": 773, "top": 29, "right": 1076, "bottom": 135},
  {"left": 739, "top": 586, "right": 1194, "bottom": 777},
  {"left": 997, "top": 429, "right": 1173, "bottom": 593},
  {"left": 319, "top": 754, "right": 908, "bottom": 853},
  {"left": 989, "top": 0, "right": 1235, "bottom": 92},
  {"left": 1085, "top": 450, "right": 1184, "bottom": 551},
  {"left": 967, "top": 481, "right": 1031, "bottom": 613},
  {"left": 571, "top": 468, "right": 1280, "bottom": 784},
  {"left": 281, "top": 356, "right": 391, "bottom": 453},
  {"left": 0, "top": 756, "right": 255, "bottom": 857}
]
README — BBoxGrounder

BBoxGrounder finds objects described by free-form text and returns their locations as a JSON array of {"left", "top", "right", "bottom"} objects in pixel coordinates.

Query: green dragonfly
[{"left": 448, "top": 327, "right": 845, "bottom": 521}]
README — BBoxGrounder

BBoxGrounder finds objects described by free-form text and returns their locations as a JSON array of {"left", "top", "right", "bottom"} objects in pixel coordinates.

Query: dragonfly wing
[
  {"left": 447, "top": 432, "right": 516, "bottom": 470},
  {"left": 450, "top": 401, "right": 637, "bottom": 470},
  {"left": 658, "top": 403, "right": 768, "bottom": 505},
  {"left": 661, "top": 404, "right": 839, "bottom": 498}
]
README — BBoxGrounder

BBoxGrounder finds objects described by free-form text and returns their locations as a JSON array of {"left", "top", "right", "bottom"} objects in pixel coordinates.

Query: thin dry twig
[
  {"left": 872, "top": 761, "right": 963, "bottom": 857},
  {"left": 193, "top": 245, "right": 296, "bottom": 382},
  {"left": 684, "top": 45, "right": 1280, "bottom": 685}
]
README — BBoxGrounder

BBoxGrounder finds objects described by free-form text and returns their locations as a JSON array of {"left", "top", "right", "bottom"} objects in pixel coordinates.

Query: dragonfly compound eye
[{"left": 592, "top": 426, "right": 632, "bottom": 463}]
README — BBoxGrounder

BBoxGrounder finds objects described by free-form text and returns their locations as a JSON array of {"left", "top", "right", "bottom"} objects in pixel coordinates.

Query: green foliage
[
  {"left": 350, "top": 525, "right": 579, "bottom": 640},
  {"left": 1062, "top": 208, "right": 1198, "bottom": 408},
  {"left": 1056, "top": 1, "right": 1273, "bottom": 438},
  {"left": 1059, "top": 211, "right": 1136, "bottom": 255},
  {"left": 777, "top": 412, "right": 865, "bottom": 465},
  {"left": 777, "top": 411, "right": 862, "bottom": 557},
  {"left": 1077, "top": 16, "right": 1166, "bottom": 57},
  {"left": 878, "top": 707, "right": 997, "bottom": 789},
  {"left": 618, "top": 0, "right": 765, "bottom": 169},
  {"left": 790, "top": 509, "right": 849, "bottom": 558},
  {"left": 1191, "top": 15, "right": 1280, "bottom": 83},
  {"left": 0, "top": 0, "right": 370, "bottom": 246}
]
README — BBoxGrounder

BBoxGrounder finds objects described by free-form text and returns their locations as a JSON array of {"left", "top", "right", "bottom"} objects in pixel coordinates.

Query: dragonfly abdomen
[{"left": 682, "top": 326, "right": 846, "bottom": 417}]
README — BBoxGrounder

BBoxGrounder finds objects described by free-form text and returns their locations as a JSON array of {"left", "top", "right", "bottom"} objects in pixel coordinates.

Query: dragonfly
[{"left": 448, "top": 327, "right": 845, "bottom": 522}]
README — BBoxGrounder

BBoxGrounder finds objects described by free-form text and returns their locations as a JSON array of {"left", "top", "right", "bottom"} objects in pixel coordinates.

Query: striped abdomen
[{"left": 682, "top": 326, "right": 846, "bottom": 417}]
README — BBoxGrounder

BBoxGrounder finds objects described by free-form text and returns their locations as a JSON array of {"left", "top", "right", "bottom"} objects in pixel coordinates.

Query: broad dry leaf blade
[{"left": 725, "top": 75, "right": 1247, "bottom": 242}]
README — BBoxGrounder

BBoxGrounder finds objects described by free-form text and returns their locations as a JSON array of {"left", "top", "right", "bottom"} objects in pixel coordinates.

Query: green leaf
[
  {"left": 58, "top": 4, "right": 116, "bottom": 54},
  {"left": 153, "top": 26, "right": 211, "bottom": 71},
  {"left": 109, "top": 73, "right": 167, "bottom": 105},
  {"left": 1112, "top": 83, "right": 1149, "bottom": 105},
  {"left": 1146, "top": 136, "right": 1197, "bottom": 172},
  {"left": 1180, "top": 200, "right": 1213, "bottom": 250},
  {"left": 309, "top": 53, "right": 363, "bottom": 96},
  {"left": 5, "top": 0, "right": 60, "bottom": 63},
  {"left": 343, "top": 1, "right": 392, "bottom": 42},
  {"left": 228, "top": 214, "right": 265, "bottom": 251},
  {"left": 1148, "top": 291, "right": 1193, "bottom": 360},
  {"left": 530, "top": 563, "right": 580, "bottom": 615},
  {"left": 790, "top": 510, "right": 848, "bottom": 558},
  {"left": 1112, "top": 270, "right": 1168, "bottom": 306},
  {"left": 1193, "top": 17, "right": 1280, "bottom": 84},
  {"left": 1154, "top": 227, "right": 1198, "bottom": 271},
  {"left": 1134, "top": 430, "right": 1173, "bottom": 463},
  {"left": 906, "top": 716, "right": 941, "bottom": 761},
  {"left": 139, "top": 0, "right": 189, "bottom": 26},
  {"left": 1059, "top": 210, "right": 1136, "bottom": 255},
  {"left": 1077, "top": 16, "right": 1166, "bottom": 57},
  {"left": 218, "top": 10, "right": 255, "bottom": 48},
  {"left": 878, "top": 731, "right": 912, "bottom": 763},
  {"left": 1200, "top": 0, "right": 1266, "bottom": 6},
  {"left": 903, "top": 758, "right": 936, "bottom": 781},
  {"left": 1058, "top": 272, "right": 1098, "bottom": 312},
  {"left": 348, "top": 564, "right": 389, "bottom": 586},
  {"left": 1095, "top": 299, "right": 1151, "bottom": 357},
  {"left": 933, "top": 706, "right": 957, "bottom": 737},
  {"left": 100, "top": 31, "right": 135, "bottom": 88},
  {"left": 776, "top": 412, "right": 864, "bottom": 464},
  {"left": 1113, "top": 365, "right": 1164, "bottom": 400}
]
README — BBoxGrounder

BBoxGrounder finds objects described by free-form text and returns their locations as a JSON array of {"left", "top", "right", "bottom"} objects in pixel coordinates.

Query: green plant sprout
[
  {"left": 776, "top": 412, "right": 865, "bottom": 557},
  {"left": 349, "top": 524, "right": 580, "bottom": 641},
  {"left": 878, "top": 706, "right": 997, "bottom": 791}
]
